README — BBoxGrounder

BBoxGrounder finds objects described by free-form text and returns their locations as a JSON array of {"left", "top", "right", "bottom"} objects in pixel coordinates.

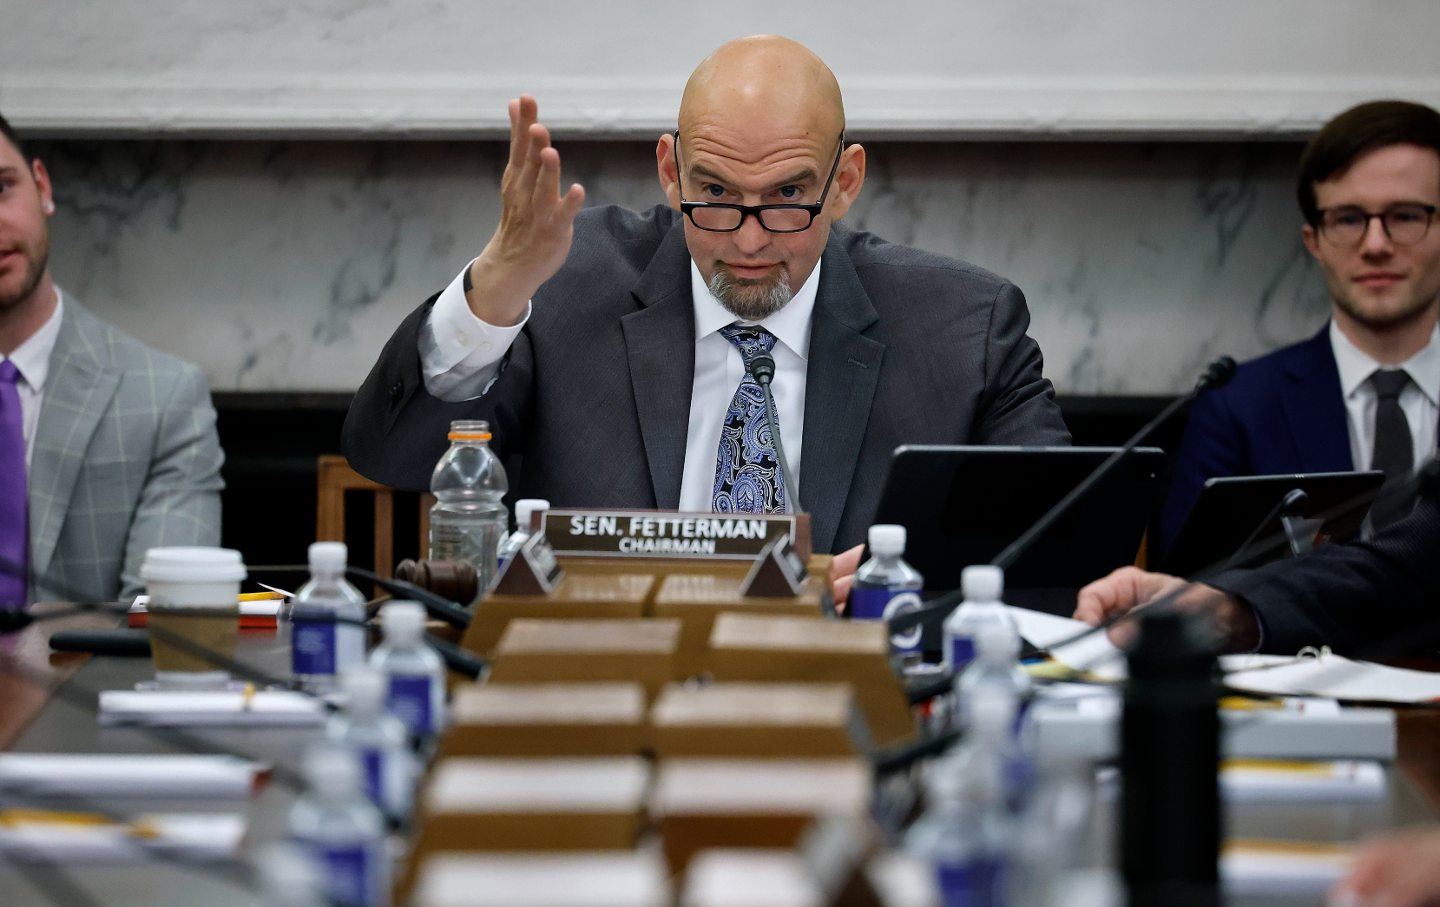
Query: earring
[{"left": 43, "top": 201, "right": 54, "bottom": 214}]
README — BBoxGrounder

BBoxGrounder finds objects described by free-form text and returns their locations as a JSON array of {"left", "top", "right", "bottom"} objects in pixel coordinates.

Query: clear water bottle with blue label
[
  {"left": 250, "top": 842, "right": 327, "bottom": 907},
  {"left": 289, "top": 746, "right": 390, "bottom": 907},
  {"left": 369, "top": 601, "right": 446, "bottom": 738},
  {"left": 906, "top": 687, "right": 1015, "bottom": 907},
  {"left": 954, "top": 621, "right": 1033, "bottom": 732},
  {"left": 291, "top": 542, "right": 367, "bottom": 692},
  {"left": 429, "top": 420, "right": 508, "bottom": 602},
  {"left": 327, "top": 667, "right": 416, "bottom": 825},
  {"left": 850, "top": 524, "right": 926, "bottom": 660},
  {"left": 943, "top": 565, "right": 1017, "bottom": 676},
  {"left": 497, "top": 498, "right": 551, "bottom": 574}
]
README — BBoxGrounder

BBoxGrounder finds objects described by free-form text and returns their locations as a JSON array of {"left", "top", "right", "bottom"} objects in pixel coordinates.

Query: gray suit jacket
[
  {"left": 28, "top": 297, "right": 225, "bottom": 603},
  {"left": 343, "top": 205, "right": 1069, "bottom": 554}
]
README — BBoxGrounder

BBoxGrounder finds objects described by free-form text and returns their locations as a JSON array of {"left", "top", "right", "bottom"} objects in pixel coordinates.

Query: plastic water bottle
[
  {"left": 328, "top": 667, "right": 416, "bottom": 824},
  {"left": 369, "top": 601, "right": 446, "bottom": 738},
  {"left": 1006, "top": 751, "right": 1096, "bottom": 906},
  {"left": 291, "top": 542, "right": 368, "bottom": 692},
  {"left": 850, "top": 525, "right": 926, "bottom": 662},
  {"left": 906, "top": 688, "right": 1015, "bottom": 907},
  {"left": 289, "top": 746, "right": 390, "bottom": 907},
  {"left": 497, "top": 498, "right": 551, "bottom": 573},
  {"left": 428, "top": 419, "right": 508, "bottom": 599},
  {"left": 943, "top": 565, "right": 1017, "bottom": 675},
  {"left": 250, "top": 842, "right": 328, "bottom": 907},
  {"left": 954, "top": 621, "right": 1033, "bottom": 731}
]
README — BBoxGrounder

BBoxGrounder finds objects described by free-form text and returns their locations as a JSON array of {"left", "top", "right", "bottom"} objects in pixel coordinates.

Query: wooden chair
[{"left": 316, "top": 454, "right": 432, "bottom": 579}]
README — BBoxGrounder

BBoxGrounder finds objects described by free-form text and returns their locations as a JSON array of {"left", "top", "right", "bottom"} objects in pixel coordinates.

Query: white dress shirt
[
  {"left": 1329, "top": 320, "right": 1440, "bottom": 473},
  {"left": 2, "top": 288, "right": 64, "bottom": 467},
  {"left": 418, "top": 258, "right": 820, "bottom": 511}
]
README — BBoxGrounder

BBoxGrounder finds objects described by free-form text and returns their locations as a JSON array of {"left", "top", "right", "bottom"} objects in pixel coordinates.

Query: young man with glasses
[
  {"left": 344, "top": 35, "right": 1069, "bottom": 559},
  {"left": 1161, "top": 100, "right": 1440, "bottom": 552}
]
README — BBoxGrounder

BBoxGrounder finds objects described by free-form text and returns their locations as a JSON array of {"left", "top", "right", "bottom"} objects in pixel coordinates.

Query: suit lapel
[
  {"left": 802, "top": 237, "right": 884, "bottom": 554},
  {"left": 29, "top": 302, "right": 121, "bottom": 579},
  {"left": 1281, "top": 326, "right": 1354, "bottom": 472},
  {"left": 621, "top": 224, "right": 696, "bottom": 509}
]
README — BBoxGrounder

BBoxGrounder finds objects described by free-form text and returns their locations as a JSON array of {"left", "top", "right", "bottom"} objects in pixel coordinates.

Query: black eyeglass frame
[
  {"left": 672, "top": 131, "right": 846, "bottom": 233},
  {"left": 1315, "top": 202, "right": 1438, "bottom": 247}
]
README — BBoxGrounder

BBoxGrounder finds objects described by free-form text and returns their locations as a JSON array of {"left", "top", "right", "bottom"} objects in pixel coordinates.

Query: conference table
[{"left": 1, "top": 604, "right": 1437, "bottom": 907}]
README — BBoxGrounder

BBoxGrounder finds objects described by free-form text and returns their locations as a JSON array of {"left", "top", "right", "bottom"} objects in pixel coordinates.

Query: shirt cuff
[{"left": 419, "top": 261, "right": 532, "bottom": 400}]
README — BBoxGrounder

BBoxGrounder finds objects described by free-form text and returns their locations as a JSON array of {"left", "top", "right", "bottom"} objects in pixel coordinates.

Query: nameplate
[{"left": 543, "top": 510, "right": 803, "bottom": 560}]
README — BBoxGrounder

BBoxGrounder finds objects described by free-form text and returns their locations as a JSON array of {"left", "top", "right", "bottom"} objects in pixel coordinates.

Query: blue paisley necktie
[{"left": 712, "top": 325, "right": 787, "bottom": 513}]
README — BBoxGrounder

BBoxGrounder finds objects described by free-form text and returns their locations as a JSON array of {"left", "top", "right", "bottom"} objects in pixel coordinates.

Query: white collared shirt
[
  {"left": 419, "top": 258, "right": 819, "bottom": 511},
  {"left": 680, "top": 260, "right": 816, "bottom": 512},
  {"left": 2, "top": 287, "right": 64, "bottom": 467},
  {"left": 1329, "top": 320, "right": 1440, "bottom": 472}
]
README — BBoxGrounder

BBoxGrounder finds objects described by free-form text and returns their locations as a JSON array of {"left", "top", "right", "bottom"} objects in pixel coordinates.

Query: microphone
[
  {"left": 889, "top": 356, "right": 1240, "bottom": 641},
  {"left": 992, "top": 355, "right": 1236, "bottom": 572},
  {"left": 1225, "top": 488, "right": 1310, "bottom": 570},
  {"left": 749, "top": 351, "right": 802, "bottom": 514}
]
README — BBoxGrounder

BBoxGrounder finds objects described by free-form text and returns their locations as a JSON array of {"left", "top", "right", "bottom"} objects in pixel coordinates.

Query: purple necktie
[
  {"left": 0, "top": 360, "right": 27, "bottom": 608},
  {"left": 712, "top": 325, "right": 787, "bottom": 514}
]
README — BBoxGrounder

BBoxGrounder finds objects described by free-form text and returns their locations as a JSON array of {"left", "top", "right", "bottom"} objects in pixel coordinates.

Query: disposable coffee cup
[{"left": 140, "top": 547, "right": 246, "bottom": 689}]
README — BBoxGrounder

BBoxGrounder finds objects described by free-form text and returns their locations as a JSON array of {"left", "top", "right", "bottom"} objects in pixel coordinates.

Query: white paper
[
  {"left": 0, "top": 813, "right": 245, "bottom": 863},
  {"left": 0, "top": 754, "right": 263, "bottom": 798},
  {"left": 98, "top": 689, "right": 327, "bottom": 727},
  {"left": 1225, "top": 654, "right": 1440, "bottom": 704},
  {"left": 1222, "top": 760, "right": 1387, "bottom": 802},
  {"left": 1222, "top": 842, "right": 1351, "bottom": 897},
  {"left": 1005, "top": 606, "right": 1127, "bottom": 680}
]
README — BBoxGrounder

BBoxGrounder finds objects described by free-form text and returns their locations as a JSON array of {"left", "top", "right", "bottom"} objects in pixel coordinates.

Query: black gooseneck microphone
[
  {"left": 749, "top": 351, "right": 801, "bottom": 514},
  {"left": 991, "top": 354, "right": 1237, "bottom": 572},
  {"left": 881, "top": 457, "right": 1440, "bottom": 776},
  {"left": 887, "top": 355, "right": 1239, "bottom": 641}
]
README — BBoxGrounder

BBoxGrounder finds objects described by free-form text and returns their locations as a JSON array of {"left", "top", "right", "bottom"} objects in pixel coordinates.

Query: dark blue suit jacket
[{"left": 1160, "top": 326, "right": 1352, "bottom": 553}]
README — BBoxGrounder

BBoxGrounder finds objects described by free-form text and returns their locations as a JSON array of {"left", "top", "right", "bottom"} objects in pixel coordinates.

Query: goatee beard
[
  {"left": 708, "top": 264, "right": 793, "bottom": 321},
  {"left": 0, "top": 248, "right": 48, "bottom": 314}
]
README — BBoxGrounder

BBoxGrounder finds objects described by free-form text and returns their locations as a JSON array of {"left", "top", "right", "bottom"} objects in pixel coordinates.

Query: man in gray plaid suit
[{"left": 0, "top": 113, "right": 223, "bottom": 606}]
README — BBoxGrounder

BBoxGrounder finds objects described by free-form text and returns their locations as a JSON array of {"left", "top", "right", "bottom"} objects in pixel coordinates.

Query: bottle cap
[
  {"left": 515, "top": 498, "right": 551, "bottom": 529},
  {"left": 140, "top": 546, "right": 247, "bottom": 584},
  {"left": 307, "top": 541, "right": 348, "bottom": 572},
  {"left": 380, "top": 600, "right": 426, "bottom": 641},
  {"left": 975, "top": 621, "right": 1021, "bottom": 661},
  {"left": 447, "top": 419, "right": 492, "bottom": 441},
  {"left": 303, "top": 745, "right": 361, "bottom": 799},
  {"left": 340, "top": 667, "right": 387, "bottom": 717},
  {"left": 961, "top": 565, "right": 1004, "bottom": 601},
  {"left": 867, "top": 524, "right": 906, "bottom": 556}
]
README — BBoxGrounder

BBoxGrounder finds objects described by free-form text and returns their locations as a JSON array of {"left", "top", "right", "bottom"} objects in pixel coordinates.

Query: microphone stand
[
  {"left": 886, "top": 356, "right": 1239, "bottom": 644},
  {"left": 749, "top": 352, "right": 800, "bottom": 514},
  {"left": 1224, "top": 488, "right": 1309, "bottom": 571},
  {"left": 992, "top": 355, "right": 1237, "bottom": 572}
]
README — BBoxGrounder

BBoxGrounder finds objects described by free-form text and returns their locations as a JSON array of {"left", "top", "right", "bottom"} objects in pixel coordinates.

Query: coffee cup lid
[{"left": 141, "top": 547, "right": 247, "bottom": 584}]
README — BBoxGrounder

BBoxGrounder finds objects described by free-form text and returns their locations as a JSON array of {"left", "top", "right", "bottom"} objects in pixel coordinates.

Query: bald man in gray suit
[
  {"left": 0, "top": 114, "right": 223, "bottom": 605},
  {"left": 344, "top": 36, "right": 1068, "bottom": 557}
]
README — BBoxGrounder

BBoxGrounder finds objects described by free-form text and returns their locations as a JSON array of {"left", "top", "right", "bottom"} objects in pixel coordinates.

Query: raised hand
[{"left": 466, "top": 95, "right": 586, "bottom": 326}]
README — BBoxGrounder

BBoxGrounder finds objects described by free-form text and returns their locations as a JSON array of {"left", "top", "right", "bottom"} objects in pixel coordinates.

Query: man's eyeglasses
[
  {"left": 673, "top": 132, "right": 844, "bottom": 233},
  {"left": 1316, "top": 202, "right": 1437, "bottom": 248}
]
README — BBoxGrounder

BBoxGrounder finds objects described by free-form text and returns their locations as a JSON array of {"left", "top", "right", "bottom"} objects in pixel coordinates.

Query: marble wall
[{"left": 35, "top": 137, "right": 1325, "bottom": 396}]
